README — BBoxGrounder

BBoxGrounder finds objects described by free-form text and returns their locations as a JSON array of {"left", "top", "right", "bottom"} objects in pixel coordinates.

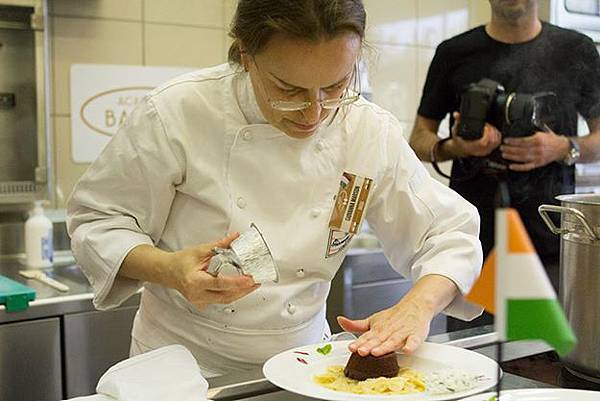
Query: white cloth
[
  {"left": 64, "top": 345, "right": 208, "bottom": 401},
  {"left": 67, "top": 396, "right": 111, "bottom": 401},
  {"left": 67, "top": 63, "right": 483, "bottom": 375}
]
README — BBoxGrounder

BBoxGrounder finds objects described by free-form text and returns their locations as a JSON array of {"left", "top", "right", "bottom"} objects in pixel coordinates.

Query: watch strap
[{"left": 564, "top": 137, "right": 581, "bottom": 166}]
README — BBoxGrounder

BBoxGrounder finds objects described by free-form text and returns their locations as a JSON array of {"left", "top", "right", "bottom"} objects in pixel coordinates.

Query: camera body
[{"left": 457, "top": 78, "right": 557, "bottom": 140}]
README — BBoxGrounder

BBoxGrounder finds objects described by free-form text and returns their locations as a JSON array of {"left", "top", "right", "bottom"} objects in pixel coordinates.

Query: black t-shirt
[{"left": 418, "top": 22, "right": 600, "bottom": 264}]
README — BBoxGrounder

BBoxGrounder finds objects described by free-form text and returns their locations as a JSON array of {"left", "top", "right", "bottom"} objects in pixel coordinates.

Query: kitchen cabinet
[
  {"left": 0, "top": 301, "right": 138, "bottom": 401},
  {"left": 64, "top": 306, "right": 138, "bottom": 398},
  {"left": 0, "top": 318, "right": 62, "bottom": 401}
]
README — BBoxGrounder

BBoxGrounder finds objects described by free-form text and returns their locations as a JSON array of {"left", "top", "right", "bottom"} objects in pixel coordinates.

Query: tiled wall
[
  {"left": 49, "top": 0, "right": 489, "bottom": 208},
  {"left": 49, "top": 0, "right": 238, "bottom": 207}
]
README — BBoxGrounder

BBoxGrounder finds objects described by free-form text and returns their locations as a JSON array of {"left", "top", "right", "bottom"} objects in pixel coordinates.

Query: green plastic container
[{"left": 0, "top": 275, "right": 36, "bottom": 312}]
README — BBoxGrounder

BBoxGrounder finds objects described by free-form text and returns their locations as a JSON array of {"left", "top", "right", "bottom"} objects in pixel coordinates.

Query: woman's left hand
[
  {"left": 337, "top": 298, "right": 433, "bottom": 357},
  {"left": 337, "top": 274, "right": 461, "bottom": 357}
]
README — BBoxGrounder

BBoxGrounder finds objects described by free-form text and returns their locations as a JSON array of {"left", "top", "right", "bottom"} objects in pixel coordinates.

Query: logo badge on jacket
[{"left": 326, "top": 171, "right": 373, "bottom": 258}]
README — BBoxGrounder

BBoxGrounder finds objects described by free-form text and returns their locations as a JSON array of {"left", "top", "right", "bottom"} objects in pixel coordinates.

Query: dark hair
[{"left": 228, "top": 0, "right": 366, "bottom": 64}]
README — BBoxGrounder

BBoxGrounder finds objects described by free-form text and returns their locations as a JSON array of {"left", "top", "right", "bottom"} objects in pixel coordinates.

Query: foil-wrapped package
[{"left": 206, "top": 224, "right": 279, "bottom": 283}]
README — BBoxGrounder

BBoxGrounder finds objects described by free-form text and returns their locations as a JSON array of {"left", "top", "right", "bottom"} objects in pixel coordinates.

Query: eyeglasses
[{"left": 251, "top": 59, "right": 361, "bottom": 112}]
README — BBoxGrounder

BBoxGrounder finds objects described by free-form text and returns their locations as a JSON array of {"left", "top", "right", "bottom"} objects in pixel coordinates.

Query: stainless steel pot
[{"left": 539, "top": 194, "right": 600, "bottom": 382}]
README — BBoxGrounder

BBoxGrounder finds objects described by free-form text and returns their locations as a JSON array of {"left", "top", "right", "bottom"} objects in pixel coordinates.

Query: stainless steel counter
[
  {"left": 0, "top": 256, "right": 139, "bottom": 323},
  {"left": 0, "top": 257, "right": 140, "bottom": 400},
  {"left": 0, "top": 256, "right": 88, "bottom": 318},
  {"left": 1, "top": 257, "right": 89, "bottom": 322}
]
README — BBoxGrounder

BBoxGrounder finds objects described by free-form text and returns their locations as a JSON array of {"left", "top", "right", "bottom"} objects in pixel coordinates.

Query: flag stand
[
  {"left": 495, "top": 340, "right": 503, "bottom": 399},
  {"left": 495, "top": 180, "right": 509, "bottom": 401}
]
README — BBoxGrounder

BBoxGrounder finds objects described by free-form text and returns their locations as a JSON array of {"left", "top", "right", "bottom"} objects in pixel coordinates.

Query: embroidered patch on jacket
[
  {"left": 326, "top": 171, "right": 373, "bottom": 258},
  {"left": 326, "top": 230, "right": 354, "bottom": 258}
]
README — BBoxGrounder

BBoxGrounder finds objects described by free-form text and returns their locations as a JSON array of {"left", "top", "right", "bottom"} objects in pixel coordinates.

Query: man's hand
[
  {"left": 448, "top": 112, "right": 502, "bottom": 158},
  {"left": 169, "top": 233, "right": 260, "bottom": 310},
  {"left": 500, "top": 128, "right": 570, "bottom": 171},
  {"left": 337, "top": 296, "right": 434, "bottom": 357}
]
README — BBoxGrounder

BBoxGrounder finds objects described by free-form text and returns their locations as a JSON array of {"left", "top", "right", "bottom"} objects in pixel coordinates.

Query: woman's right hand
[
  {"left": 450, "top": 111, "right": 502, "bottom": 157},
  {"left": 169, "top": 233, "right": 260, "bottom": 310}
]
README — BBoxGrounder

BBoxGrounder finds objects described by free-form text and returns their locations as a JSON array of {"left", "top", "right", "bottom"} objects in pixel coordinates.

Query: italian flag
[{"left": 466, "top": 208, "right": 576, "bottom": 356}]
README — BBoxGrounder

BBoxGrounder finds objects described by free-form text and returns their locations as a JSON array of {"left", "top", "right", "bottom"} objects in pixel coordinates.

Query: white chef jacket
[{"left": 67, "top": 63, "right": 483, "bottom": 376}]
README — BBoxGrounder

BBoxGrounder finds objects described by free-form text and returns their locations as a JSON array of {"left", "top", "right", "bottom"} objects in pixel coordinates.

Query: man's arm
[
  {"left": 409, "top": 114, "right": 502, "bottom": 162},
  {"left": 501, "top": 117, "right": 600, "bottom": 171},
  {"left": 578, "top": 117, "right": 600, "bottom": 163},
  {"left": 410, "top": 116, "right": 447, "bottom": 161}
]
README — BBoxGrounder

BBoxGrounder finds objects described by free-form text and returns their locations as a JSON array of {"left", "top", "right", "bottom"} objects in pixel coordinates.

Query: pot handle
[{"left": 538, "top": 204, "right": 599, "bottom": 240}]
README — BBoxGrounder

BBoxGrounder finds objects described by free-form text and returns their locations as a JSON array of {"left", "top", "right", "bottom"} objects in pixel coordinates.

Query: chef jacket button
[
  {"left": 296, "top": 268, "right": 305, "bottom": 278},
  {"left": 310, "top": 208, "right": 321, "bottom": 218},
  {"left": 242, "top": 130, "right": 252, "bottom": 141},
  {"left": 223, "top": 307, "right": 235, "bottom": 314},
  {"left": 287, "top": 303, "right": 296, "bottom": 314},
  {"left": 236, "top": 197, "right": 246, "bottom": 209},
  {"left": 315, "top": 140, "right": 324, "bottom": 152}
]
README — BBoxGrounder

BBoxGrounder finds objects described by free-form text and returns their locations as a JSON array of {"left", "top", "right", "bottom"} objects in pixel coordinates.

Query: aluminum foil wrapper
[
  {"left": 206, "top": 224, "right": 279, "bottom": 283},
  {"left": 206, "top": 251, "right": 240, "bottom": 277}
]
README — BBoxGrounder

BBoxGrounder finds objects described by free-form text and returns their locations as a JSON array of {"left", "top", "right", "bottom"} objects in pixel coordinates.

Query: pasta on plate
[{"left": 314, "top": 365, "right": 426, "bottom": 395}]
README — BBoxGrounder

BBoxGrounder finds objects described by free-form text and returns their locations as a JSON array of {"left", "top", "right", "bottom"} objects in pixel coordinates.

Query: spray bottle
[{"left": 24, "top": 201, "right": 53, "bottom": 268}]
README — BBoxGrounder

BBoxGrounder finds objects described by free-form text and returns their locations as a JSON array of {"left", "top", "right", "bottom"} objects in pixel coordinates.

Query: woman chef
[{"left": 67, "top": 0, "right": 483, "bottom": 377}]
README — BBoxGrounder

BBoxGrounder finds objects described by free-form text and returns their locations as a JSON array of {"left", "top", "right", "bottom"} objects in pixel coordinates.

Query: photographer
[{"left": 409, "top": 0, "right": 600, "bottom": 330}]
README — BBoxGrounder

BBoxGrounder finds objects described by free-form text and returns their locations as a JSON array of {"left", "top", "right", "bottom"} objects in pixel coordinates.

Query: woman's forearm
[
  {"left": 119, "top": 244, "right": 179, "bottom": 289},
  {"left": 401, "top": 274, "right": 461, "bottom": 318}
]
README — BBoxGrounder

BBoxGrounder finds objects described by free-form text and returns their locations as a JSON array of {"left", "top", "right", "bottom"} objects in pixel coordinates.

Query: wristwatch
[{"left": 563, "top": 137, "right": 581, "bottom": 166}]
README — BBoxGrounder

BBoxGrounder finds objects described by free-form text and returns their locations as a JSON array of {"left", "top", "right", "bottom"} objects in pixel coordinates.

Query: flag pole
[
  {"left": 495, "top": 179, "right": 510, "bottom": 400},
  {"left": 496, "top": 341, "right": 502, "bottom": 399}
]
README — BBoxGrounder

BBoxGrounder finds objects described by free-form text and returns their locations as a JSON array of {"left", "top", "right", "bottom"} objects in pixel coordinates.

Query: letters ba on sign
[{"left": 70, "top": 64, "right": 193, "bottom": 163}]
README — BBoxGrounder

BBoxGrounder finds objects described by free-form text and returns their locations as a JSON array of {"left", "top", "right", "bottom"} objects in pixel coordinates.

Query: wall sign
[{"left": 70, "top": 64, "right": 193, "bottom": 163}]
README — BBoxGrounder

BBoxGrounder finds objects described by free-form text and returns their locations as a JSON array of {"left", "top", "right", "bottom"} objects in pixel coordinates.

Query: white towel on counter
[
  {"left": 65, "top": 344, "right": 209, "bottom": 401},
  {"left": 67, "top": 396, "right": 113, "bottom": 401}
]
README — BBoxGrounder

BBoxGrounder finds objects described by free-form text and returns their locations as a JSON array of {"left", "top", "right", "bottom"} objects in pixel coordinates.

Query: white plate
[
  {"left": 263, "top": 340, "right": 499, "bottom": 401},
  {"left": 459, "top": 388, "right": 600, "bottom": 400}
]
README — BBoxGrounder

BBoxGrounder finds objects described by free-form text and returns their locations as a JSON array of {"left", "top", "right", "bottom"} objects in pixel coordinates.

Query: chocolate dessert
[{"left": 344, "top": 351, "right": 400, "bottom": 381}]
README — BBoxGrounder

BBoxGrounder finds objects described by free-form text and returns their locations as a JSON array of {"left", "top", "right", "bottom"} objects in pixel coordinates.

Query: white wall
[{"left": 49, "top": 0, "right": 237, "bottom": 207}]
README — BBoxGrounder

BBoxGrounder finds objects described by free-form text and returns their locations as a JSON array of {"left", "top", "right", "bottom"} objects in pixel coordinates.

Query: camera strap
[{"left": 430, "top": 137, "right": 454, "bottom": 180}]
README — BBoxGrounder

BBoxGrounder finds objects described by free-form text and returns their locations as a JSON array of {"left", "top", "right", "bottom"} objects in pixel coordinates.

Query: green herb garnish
[{"left": 316, "top": 344, "right": 332, "bottom": 355}]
